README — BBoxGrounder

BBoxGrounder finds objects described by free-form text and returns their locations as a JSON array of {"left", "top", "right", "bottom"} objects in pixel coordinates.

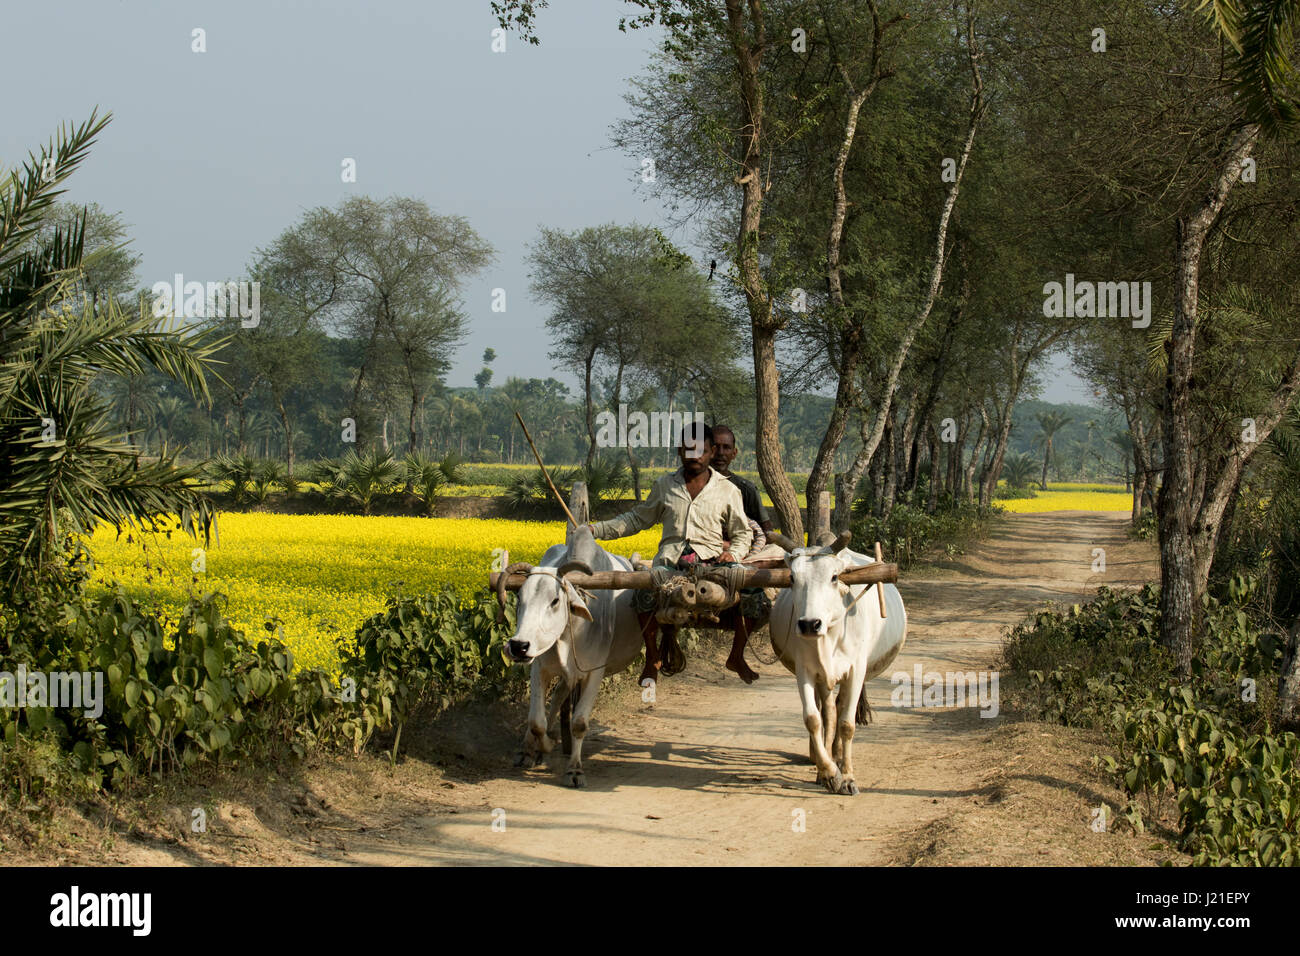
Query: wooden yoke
[{"left": 489, "top": 561, "right": 899, "bottom": 593}]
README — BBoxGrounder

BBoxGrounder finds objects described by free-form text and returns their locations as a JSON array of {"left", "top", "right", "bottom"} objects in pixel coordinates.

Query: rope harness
[{"left": 648, "top": 562, "right": 750, "bottom": 626}]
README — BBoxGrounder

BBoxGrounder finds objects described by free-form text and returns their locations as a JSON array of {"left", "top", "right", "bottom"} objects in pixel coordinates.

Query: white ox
[
  {"left": 497, "top": 525, "right": 643, "bottom": 787},
  {"left": 769, "top": 532, "right": 907, "bottom": 794}
]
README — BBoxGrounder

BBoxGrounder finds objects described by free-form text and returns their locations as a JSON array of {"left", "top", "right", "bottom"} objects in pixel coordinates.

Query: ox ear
[{"left": 562, "top": 578, "right": 594, "bottom": 622}]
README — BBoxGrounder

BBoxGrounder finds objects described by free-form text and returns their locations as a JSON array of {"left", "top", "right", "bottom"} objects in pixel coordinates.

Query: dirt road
[{"left": 333, "top": 510, "right": 1157, "bottom": 866}]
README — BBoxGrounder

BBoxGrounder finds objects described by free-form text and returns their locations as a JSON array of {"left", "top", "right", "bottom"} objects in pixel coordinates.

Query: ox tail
[{"left": 855, "top": 687, "right": 873, "bottom": 726}]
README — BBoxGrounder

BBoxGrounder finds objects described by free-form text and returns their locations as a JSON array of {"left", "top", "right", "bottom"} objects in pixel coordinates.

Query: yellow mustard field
[
  {"left": 86, "top": 483, "right": 1130, "bottom": 673},
  {"left": 999, "top": 488, "right": 1131, "bottom": 513},
  {"left": 86, "top": 515, "right": 660, "bottom": 676}
]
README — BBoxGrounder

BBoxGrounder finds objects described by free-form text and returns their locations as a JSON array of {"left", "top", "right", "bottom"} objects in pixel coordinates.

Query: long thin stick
[{"left": 515, "top": 410, "right": 578, "bottom": 527}]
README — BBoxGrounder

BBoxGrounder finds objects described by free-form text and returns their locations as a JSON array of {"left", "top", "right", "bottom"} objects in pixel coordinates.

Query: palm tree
[
  {"left": 1001, "top": 451, "right": 1038, "bottom": 490},
  {"left": 151, "top": 395, "right": 189, "bottom": 450},
  {"left": 338, "top": 448, "right": 400, "bottom": 515},
  {"left": 0, "top": 113, "right": 222, "bottom": 595},
  {"left": 1082, "top": 418, "right": 1100, "bottom": 477},
  {"left": 497, "top": 377, "right": 530, "bottom": 463},
  {"left": 1034, "top": 411, "right": 1072, "bottom": 490}
]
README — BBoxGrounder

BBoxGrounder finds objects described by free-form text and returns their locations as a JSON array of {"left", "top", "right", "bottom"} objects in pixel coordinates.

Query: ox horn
[
  {"left": 767, "top": 531, "right": 799, "bottom": 553},
  {"left": 495, "top": 559, "right": 534, "bottom": 620},
  {"left": 822, "top": 529, "right": 852, "bottom": 554}
]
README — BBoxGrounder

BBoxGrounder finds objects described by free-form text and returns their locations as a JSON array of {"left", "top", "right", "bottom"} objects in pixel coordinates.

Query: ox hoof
[
  {"left": 516, "top": 750, "right": 545, "bottom": 769},
  {"left": 841, "top": 778, "right": 859, "bottom": 796},
  {"left": 824, "top": 771, "right": 845, "bottom": 795},
  {"left": 564, "top": 769, "right": 586, "bottom": 789}
]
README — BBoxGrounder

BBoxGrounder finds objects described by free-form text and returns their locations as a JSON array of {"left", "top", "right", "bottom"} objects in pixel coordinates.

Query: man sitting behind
[
  {"left": 590, "top": 422, "right": 758, "bottom": 683},
  {"left": 710, "top": 424, "right": 787, "bottom": 564}
]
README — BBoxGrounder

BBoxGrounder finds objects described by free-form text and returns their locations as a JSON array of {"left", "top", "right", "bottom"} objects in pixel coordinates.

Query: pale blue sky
[{"left": 3, "top": 0, "right": 1090, "bottom": 404}]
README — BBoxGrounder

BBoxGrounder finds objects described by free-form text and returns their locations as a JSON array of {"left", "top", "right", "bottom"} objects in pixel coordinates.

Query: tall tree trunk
[
  {"left": 235, "top": 398, "right": 248, "bottom": 455},
  {"left": 1159, "top": 124, "right": 1258, "bottom": 676},
  {"left": 719, "top": 0, "right": 803, "bottom": 539},
  {"left": 830, "top": 62, "right": 982, "bottom": 530},
  {"left": 1190, "top": 355, "right": 1300, "bottom": 596},
  {"left": 583, "top": 344, "right": 597, "bottom": 468},
  {"left": 964, "top": 406, "right": 989, "bottom": 503},
  {"left": 882, "top": 404, "right": 904, "bottom": 514},
  {"left": 275, "top": 394, "right": 295, "bottom": 478},
  {"left": 1130, "top": 409, "right": 1149, "bottom": 526},
  {"left": 408, "top": 387, "right": 420, "bottom": 454},
  {"left": 925, "top": 424, "right": 941, "bottom": 514},
  {"left": 981, "top": 394, "right": 1016, "bottom": 509},
  {"left": 1279, "top": 619, "right": 1300, "bottom": 731},
  {"left": 807, "top": 327, "right": 861, "bottom": 543},
  {"left": 897, "top": 396, "right": 919, "bottom": 499},
  {"left": 947, "top": 413, "right": 967, "bottom": 497},
  {"left": 752, "top": 328, "right": 798, "bottom": 530},
  {"left": 805, "top": 19, "right": 889, "bottom": 543}
]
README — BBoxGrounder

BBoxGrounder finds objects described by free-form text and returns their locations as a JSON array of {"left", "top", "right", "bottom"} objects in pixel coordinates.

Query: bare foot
[
  {"left": 725, "top": 651, "right": 759, "bottom": 684},
  {"left": 639, "top": 659, "right": 661, "bottom": 685},
  {"left": 727, "top": 620, "right": 758, "bottom": 684}
]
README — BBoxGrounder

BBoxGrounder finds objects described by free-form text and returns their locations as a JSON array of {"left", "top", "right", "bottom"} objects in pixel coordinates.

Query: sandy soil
[{"left": 5, "top": 511, "right": 1177, "bottom": 866}]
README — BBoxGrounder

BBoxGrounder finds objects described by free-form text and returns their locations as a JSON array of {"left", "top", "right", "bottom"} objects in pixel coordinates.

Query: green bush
[
  {"left": 251, "top": 459, "right": 285, "bottom": 503},
  {"left": 1130, "top": 509, "right": 1158, "bottom": 540},
  {"left": 993, "top": 484, "right": 1037, "bottom": 500},
  {"left": 1, "top": 570, "right": 323, "bottom": 789},
  {"left": 1002, "top": 581, "right": 1299, "bottom": 866},
  {"left": 504, "top": 466, "right": 578, "bottom": 513},
  {"left": 340, "top": 589, "right": 519, "bottom": 762},
  {"left": 850, "top": 499, "right": 1001, "bottom": 568},
  {"left": 403, "top": 451, "right": 451, "bottom": 515},
  {"left": 2, "top": 553, "right": 524, "bottom": 814}
]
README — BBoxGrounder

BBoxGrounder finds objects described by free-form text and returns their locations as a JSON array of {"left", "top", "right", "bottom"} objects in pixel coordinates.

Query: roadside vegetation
[{"left": 1002, "top": 580, "right": 1297, "bottom": 865}]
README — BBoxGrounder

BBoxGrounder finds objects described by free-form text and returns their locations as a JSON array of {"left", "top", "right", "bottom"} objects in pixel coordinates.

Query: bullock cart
[{"left": 487, "top": 482, "right": 900, "bottom": 681}]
